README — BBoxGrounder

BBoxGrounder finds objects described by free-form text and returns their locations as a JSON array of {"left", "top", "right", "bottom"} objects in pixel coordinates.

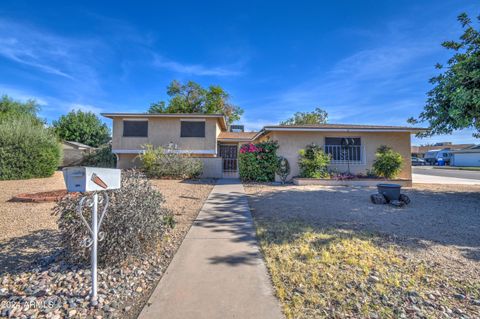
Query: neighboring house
[
  {"left": 61, "top": 141, "right": 95, "bottom": 167},
  {"left": 411, "top": 142, "right": 474, "bottom": 158},
  {"left": 451, "top": 145, "right": 480, "bottom": 167},
  {"left": 102, "top": 113, "right": 424, "bottom": 181}
]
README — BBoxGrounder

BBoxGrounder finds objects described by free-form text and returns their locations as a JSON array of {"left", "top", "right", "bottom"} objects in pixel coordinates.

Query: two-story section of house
[{"left": 101, "top": 113, "right": 254, "bottom": 178}]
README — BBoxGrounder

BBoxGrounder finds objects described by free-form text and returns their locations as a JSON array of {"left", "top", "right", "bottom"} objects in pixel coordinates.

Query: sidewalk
[
  {"left": 138, "top": 179, "right": 284, "bottom": 319},
  {"left": 413, "top": 174, "right": 480, "bottom": 185}
]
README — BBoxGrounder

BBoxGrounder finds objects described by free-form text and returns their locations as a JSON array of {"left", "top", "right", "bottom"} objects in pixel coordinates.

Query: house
[
  {"left": 451, "top": 145, "right": 480, "bottom": 167},
  {"left": 61, "top": 141, "right": 95, "bottom": 167},
  {"left": 411, "top": 142, "right": 474, "bottom": 158},
  {"left": 101, "top": 113, "right": 424, "bottom": 182},
  {"left": 254, "top": 124, "right": 423, "bottom": 181}
]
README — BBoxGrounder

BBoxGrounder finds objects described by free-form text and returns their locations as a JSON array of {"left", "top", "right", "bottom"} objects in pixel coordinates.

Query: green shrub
[
  {"left": 0, "top": 116, "right": 61, "bottom": 180},
  {"left": 372, "top": 145, "right": 403, "bottom": 179},
  {"left": 139, "top": 144, "right": 203, "bottom": 179},
  {"left": 82, "top": 144, "right": 116, "bottom": 168},
  {"left": 239, "top": 140, "right": 279, "bottom": 182},
  {"left": 54, "top": 170, "right": 173, "bottom": 266},
  {"left": 298, "top": 143, "right": 331, "bottom": 178}
]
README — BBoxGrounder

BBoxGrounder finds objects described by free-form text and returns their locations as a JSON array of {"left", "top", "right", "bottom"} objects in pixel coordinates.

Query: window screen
[
  {"left": 181, "top": 121, "right": 205, "bottom": 137},
  {"left": 123, "top": 121, "right": 148, "bottom": 137}
]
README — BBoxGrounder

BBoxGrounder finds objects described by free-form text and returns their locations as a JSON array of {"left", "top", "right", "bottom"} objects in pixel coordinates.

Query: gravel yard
[
  {"left": 0, "top": 172, "right": 215, "bottom": 318},
  {"left": 245, "top": 183, "right": 480, "bottom": 318}
]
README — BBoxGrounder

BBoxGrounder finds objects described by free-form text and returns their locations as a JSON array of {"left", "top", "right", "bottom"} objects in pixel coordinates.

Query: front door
[{"left": 219, "top": 145, "right": 238, "bottom": 177}]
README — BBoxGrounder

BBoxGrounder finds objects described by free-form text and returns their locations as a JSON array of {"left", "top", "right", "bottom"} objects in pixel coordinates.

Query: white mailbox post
[{"left": 63, "top": 167, "right": 121, "bottom": 306}]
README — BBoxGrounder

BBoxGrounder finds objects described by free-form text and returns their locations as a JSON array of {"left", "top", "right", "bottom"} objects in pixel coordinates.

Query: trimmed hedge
[
  {"left": 239, "top": 140, "right": 279, "bottom": 182},
  {"left": 0, "top": 116, "right": 61, "bottom": 180}
]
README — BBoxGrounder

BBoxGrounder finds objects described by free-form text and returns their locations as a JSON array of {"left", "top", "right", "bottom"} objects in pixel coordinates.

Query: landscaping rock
[{"left": 370, "top": 193, "right": 387, "bottom": 205}]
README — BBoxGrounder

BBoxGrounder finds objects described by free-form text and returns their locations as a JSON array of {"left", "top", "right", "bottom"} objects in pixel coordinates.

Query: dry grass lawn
[{"left": 245, "top": 183, "right": 480, "bottom": 319}]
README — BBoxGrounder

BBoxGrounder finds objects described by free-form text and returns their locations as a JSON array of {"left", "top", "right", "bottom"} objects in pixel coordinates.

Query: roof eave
[
  {"left": 100, "top": 113, "right": 228, "bottom": 131},
  {"left": 261, "top": 127, "right": 428, "bottom": 134}
]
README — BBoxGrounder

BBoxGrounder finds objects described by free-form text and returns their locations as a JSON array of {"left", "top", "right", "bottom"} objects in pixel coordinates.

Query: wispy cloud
[
  {"left": 0, "top": 19, "right": 97, "bottom": 80},
  {"left": 0, "top": 37, "right": 73, "bottom": 79},
  {"left": 152, "top": 54, "right": 243, "bottom": 76}
]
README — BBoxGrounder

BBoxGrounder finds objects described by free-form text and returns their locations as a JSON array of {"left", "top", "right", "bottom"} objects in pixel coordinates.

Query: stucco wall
[
  {"left": 198, "top": 157, "right": 223, "bottom": 178},
  {"left": 112, "top": 117, "right": 219, "bottom": 153},
  {"left": 264, "top": 131, "right": 412, "bottom": 181}
]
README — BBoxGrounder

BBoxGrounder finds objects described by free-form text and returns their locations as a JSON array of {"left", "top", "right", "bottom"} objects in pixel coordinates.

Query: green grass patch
[{"left": 255, "top": 220, "right": 480, "bottom": 318}]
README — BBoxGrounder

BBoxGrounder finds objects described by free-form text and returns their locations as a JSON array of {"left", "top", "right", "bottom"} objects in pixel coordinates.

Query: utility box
[{"left": 63, "top": 167, "right": 121, "bottom": 192}]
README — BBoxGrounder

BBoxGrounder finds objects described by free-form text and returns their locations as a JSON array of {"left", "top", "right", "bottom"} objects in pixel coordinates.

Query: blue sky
[{"left": 0, "top": 1, "right": 478, "bottom": 145}]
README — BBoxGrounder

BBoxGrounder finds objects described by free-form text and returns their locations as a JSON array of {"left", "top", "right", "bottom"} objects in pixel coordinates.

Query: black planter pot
[{"left": 377, "top": 183, "right": 402, "bottom": 202}]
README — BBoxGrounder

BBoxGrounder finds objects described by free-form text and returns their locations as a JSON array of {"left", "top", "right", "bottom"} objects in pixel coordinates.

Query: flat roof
[
  {"left": 218, "top": 131, "right": 258, "bottom": 141},
  {"left": 101, "top": 113, "right": 228, "bottom": 130}
]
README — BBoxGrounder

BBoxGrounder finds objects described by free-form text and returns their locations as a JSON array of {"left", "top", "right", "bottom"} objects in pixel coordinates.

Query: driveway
[{"left": 413, "top": 166, "right": 480, "bottom": 184}]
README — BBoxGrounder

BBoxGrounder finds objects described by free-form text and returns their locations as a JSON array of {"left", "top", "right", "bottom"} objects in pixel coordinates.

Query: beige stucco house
[{"left": 102, "top": 113, "right": 424, "bottom": 182}]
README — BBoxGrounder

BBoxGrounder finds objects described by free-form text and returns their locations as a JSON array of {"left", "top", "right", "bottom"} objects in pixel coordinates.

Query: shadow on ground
[{"left": 0, "top": 229, "right": 62, "bottom": 275}]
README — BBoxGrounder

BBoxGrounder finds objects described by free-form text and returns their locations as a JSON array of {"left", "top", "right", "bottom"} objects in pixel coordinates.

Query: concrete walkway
[{"left": 138, "top": 179, "right": 284, "bottom": 319}]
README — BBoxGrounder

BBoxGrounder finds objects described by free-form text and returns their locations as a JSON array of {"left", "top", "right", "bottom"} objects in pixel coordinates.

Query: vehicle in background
[
  {"left": 411, "top": 157, "right": 426, "bottom": 166},
  {"left": 424, "top": 149, "right": 453, "bottom": 165}
]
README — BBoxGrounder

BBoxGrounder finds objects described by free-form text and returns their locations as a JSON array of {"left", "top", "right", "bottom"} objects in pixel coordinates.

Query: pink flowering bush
[{"left": 239, "top": 140, "right": 279, "bottom": 182}]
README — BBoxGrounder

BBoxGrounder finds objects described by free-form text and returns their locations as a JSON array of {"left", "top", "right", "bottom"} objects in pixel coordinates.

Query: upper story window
[
  {"left": 324, "top": 137, "right": 362, "bottom": 163},
  {"left": 181, "top": 121, "right": 205, "bottom": 137},
  {"left": 123, "top": 120, "right": 148, "bottom": 137}
]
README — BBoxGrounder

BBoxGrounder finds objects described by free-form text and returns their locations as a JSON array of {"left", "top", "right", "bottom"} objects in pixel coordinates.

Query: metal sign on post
[{"left": 63, "top": 167, "right": 121, "bottom": 306}]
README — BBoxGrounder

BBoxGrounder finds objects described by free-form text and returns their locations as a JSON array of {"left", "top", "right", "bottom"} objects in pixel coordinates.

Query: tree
[
  {"left": 0, "top": 95, "right": 43, "bottom": 125},
  {"left": 52, "top": 110, "right": 110, "bottom": 147},
  {"left": 408, "top": 13, "right": 480, "bottom": 138},
  {"left": 148, "top": 80, "right": 243, "bottom": 124},
  {"left": 280, "top": 107, "right": 328, "bottom": 125}
]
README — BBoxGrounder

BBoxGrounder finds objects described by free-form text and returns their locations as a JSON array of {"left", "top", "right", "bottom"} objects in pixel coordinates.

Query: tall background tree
[
  {"left": 0, "top": 95, "right": 43, "bottom": 125},
  {"left": 408, "top": 13, "right": 480, "bottom": 138},
  {"left": 52, "top": 110, "right": 110, "bottom": 147},
  {"left": 148, "top": 80, "right": 243, "bottom": 124},
  {"left": 280, "top": 107, "right": 328, "bottom": 125}
]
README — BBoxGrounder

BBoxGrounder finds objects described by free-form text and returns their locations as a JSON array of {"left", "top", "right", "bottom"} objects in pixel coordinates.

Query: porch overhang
[{"left": 112, "top": 149, "right": 217, "bottom": 155}]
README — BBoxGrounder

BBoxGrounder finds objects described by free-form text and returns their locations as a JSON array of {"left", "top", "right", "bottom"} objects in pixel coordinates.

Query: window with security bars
[{"left": 324, "top": 137, "right": 363, "bottom": 163}]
